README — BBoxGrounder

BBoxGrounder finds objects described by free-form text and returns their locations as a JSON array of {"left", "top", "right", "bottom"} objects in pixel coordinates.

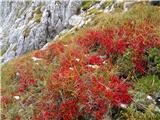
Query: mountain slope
[{"left": 1, "top": 2, "right": 160, "bottom": 120}]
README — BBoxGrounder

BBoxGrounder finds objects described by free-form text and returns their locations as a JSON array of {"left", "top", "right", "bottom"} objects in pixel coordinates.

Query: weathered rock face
[{"left": 0, "top": 0, "right": 82, "bottom": 63}]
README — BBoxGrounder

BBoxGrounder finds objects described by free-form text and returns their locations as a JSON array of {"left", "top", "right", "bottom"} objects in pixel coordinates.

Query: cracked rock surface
[{"left": 0, "top": 0, "right": 82, "bottom": 63}]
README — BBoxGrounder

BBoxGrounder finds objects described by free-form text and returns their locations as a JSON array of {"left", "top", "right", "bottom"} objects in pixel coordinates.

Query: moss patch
[
  {"left": 13, "top": 46, "right": 17, "bottom": 52},
  {"left": 32, "top": 2, "right": 44, "bottom": 23},
  {"left": 101, "top": 0, "right": 113, "bottom": 9},
  {"left": 34, "top": 13, "right": 42, "bottom": 23},
  {"left": 0, "top": 46, "right": 8, "bottom": 56},
  {"left": 115, "top": 2, "right": 124, "bottom": 12},
  {"left": 81, "top": 0, "right": 100, "bottom": 11},
  {"left": 23, "top": 27, "right": 30, "bottom": 38},
  {"left": 28, "top": 16, "right": 33, "bottom": 22},
  {"left": 88, "top": 8, "right": 102, "bottom": 15},
  {"left": 32, "top": 3, "right": 43, "bottom": 15}
]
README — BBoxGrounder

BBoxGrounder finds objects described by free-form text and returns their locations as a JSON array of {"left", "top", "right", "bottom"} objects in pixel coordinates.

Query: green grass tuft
[{"left": 134, "top": 75, "right": 160, "bottom": 94}]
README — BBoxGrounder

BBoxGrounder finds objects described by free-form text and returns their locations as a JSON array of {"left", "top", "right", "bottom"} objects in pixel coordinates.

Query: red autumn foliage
[
  {"left": 11, "top": 21, "right": 160, "bottom": 119},
  {"left": 1, "top": 96, "right": 11, "bottom": 106},
  {"left": 88, "top": 55, "right": 104, "bottom": 65},
  {"left": 34, "top": 43, "right": 64, "bottom": 63},
  {"left": 14, "top": 115, "right": 21, "bottom": 120}
]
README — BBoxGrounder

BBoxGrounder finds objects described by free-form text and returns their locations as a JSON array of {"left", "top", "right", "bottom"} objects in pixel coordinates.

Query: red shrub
[
  {"left": 88, "top": 55, "right": 104, "bottom": 65},
  {"left": 34, "top": 43, "right": 64, "bottom": 63},
  {"left": 12, "top": 21, "right": 160, "bottom": 119}
]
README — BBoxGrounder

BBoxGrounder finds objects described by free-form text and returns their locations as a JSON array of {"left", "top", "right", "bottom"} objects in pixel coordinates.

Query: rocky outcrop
[{"left": 0, "top": 0, "right": 82, "bottom": 63}]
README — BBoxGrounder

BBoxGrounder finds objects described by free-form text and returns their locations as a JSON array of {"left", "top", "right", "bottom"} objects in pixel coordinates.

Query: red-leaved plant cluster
[
  {"left": 32, "top": 21, "right": 160, "bottom": 119},
  {"left": 2, "top": 21, "right": 160, "bottom": 120}
]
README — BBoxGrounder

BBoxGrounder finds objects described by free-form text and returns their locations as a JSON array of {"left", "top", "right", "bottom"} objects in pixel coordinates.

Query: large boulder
[{"left": 69, "top": 15, "right": 84, "bottom": 27}]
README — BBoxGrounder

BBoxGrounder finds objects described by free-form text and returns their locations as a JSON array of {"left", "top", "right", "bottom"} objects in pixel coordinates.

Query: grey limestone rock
[
  {"left": 0, "top": 0, "right": 82, "bottom": 63},
  {"left": 69, "top": 15, "right": 84, "bottom": 27}
]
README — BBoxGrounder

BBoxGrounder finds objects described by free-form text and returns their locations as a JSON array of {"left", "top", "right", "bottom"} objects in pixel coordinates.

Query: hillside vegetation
[{"left": 1, "top": 3, "right": 160, "bottom": 120}]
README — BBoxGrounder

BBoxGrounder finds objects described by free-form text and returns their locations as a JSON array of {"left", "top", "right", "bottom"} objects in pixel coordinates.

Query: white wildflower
[
  {"left": 87, "top": 65, "right": 99, "bottom": 69},
  {"left": 75, "top": 58, "right": 80, "bottom": 62},
  {"left": 120, "top": 103, "right": 127, "bottom": 108},
  {"left": 16, "top": 72, "right": 20, "bottom": 76},
  {"left": 14, "top": 96, "right": 20, "bottom": 100},
  {"left": 103, "top": 61, "right": 106, "bottom": 64},
  {"left": 69, "top": 67, "right": 74, "bottom": 70},
  {"left": 32, "top": 57, "right": 42, "bottom": 61},
  {"left": 147, "top": 95, "right": 153, "bottom": 100},
  {"left": 64, "top": 45, "right": 68, "bottom": 47}
]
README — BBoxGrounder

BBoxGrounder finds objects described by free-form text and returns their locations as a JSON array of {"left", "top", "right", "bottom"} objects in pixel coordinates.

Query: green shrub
[
  {"left": 122, "top": 105, "right": 160, "bottom": 120},
  {"left": 148, "top": 48, "right": 160, "bottom": 63},
  {"left": 117, "top": 49, "right": 134, "bottom": 79},
  {"left": 134, "top": 75, "right": 160, "bottom": 94}
]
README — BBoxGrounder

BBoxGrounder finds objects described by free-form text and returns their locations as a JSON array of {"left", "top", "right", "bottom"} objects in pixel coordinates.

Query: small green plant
[
  {"left": 23, "top": 27, "right": 30, "bottom": 38},
  {"left": 157, "top": 63, "right": 160, "bottom": 78},
  {"left": 157, "top": 64, "right": 160, "bottom": 72},
  {"left": 134, "top": 75, "right": 160, "bottom": 94},
  {"left": 32, "top": 2, "right": 43, "bottom": 23},
  {"left": 0, "top": 46, "right": 8, "bottom": 56},
  {"left": 81, "top": 0, "right": 100, "bottom": 11},
  {"left": 32, "top": 7, "right": 41, "bottom": 15},
  {"left": 28, "top": 16, "right": 33, "bottom": 22},
  {"left": 81, "top": 1, "right": 93, "bottom": 11},
  {"left": 13, "top": 46, "right": 17, "bottom": 51},
  {"left": 148, "top": 47, "right": 160, "bottom": 63},
  {"left": 34, "top": 13, "right": 42, "bottom": 23},
  {"left": 115, "top": 2, "right": 124, "bottom": 12},
  {"left": 147, "top": 48, "right": 160, "bottom": 76},
  {"left": 121, "top": 105, "right": 160, "bottom": 120},
  {"left": 32, "top": 2, "right": 43, "bottom": 14},
  {"left": 87, "top": 8, "right": 102, "bottom": 16},
  {"left": 117, "top": 49, "right": 134, "bottom": 74},
  {"left": 101, "top": 0, "right": 113, "bottom": 9}
]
